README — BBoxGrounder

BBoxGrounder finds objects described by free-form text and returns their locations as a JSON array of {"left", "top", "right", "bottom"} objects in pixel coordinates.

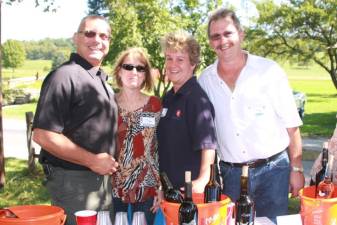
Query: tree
[
  {"left": 91, "top": 0, "right": 222, "bottom": 97},
  {"left": 95, "top": 0, "right": 181, "bottom": 97},
  {"left": 51, "top": 49, "right": 71, "bottom": 70},
  {"left": 246, "top": 0, "right": 337, "bottom": 89},
  {"left": 4, "top": 0, "right": 57, "bottom": 12},
  {"left": 2, "top": 39, "right": 26, "bottom": 73}
]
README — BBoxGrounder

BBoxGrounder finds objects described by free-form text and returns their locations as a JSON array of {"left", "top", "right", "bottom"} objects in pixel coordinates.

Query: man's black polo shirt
[
  {"left": 33, "top": 53, "right": 118, "bottom": 170},
  {"left": 157, "top": 76, "right": 217, "bottom": 188}
]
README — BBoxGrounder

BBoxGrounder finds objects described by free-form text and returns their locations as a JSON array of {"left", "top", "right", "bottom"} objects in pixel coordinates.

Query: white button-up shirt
[{"left": 199, "top": 53, "right": 302, "bottom": 163}]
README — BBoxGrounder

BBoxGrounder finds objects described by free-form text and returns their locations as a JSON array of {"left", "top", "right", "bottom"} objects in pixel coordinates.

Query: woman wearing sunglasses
[{"left": 111, "top": 47, "right": 162, "bottom": 225}]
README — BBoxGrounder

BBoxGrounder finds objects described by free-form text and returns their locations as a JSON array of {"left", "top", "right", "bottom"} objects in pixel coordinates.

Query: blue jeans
[
  {"left": 113, "top": 197, "right": 155, "bottom": 225},
  {"left": 220, "top": 151, "right": 290, "bottom": 223}
]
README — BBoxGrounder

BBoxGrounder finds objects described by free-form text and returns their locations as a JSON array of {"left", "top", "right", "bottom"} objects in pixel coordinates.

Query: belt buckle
[{"left": 246, "top": 160, "right": 256, "bottom": 168}]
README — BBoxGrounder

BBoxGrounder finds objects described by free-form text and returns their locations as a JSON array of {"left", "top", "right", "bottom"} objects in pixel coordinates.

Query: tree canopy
[
  {"left": 245, "top": 0, "right": 337, "bottom": 88},
  {"left": 1, "top": 39, "right": 26, "bottom": 71},
  {"left": 91, "top": 0, "right": 221, "bottom": 97}
]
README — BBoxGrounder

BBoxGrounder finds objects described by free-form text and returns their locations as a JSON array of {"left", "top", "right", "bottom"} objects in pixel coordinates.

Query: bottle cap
[
  {"left": 323, "top": 141, "right": 329, "bottom": 149},
  {"left": 185, "top": 171, "right": 191, "bottom": 182}
]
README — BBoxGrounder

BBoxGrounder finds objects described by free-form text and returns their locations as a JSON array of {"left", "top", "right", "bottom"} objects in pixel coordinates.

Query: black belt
[{"left": 220, "top": 151, "right": 285, "bottom": 168}]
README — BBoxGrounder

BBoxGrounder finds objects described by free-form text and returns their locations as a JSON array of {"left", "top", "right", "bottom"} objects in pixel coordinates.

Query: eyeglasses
[
  {"left": 78, "top": 30, "right": 111, "bottom": 41},
  {"left": 121, "top": 64, "right": 146, "bottom": 73}
]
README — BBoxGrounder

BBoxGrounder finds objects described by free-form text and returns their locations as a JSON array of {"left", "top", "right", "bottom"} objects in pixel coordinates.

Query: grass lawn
[
  {"left": 290, "top": 79, "right": 336, "bottom": 137},
  {"left": 0, "top": 158, "right": 50, "bottom": 208},
  {"left": 3, "top": 103, "right": 37, "bottom": 120},
  {"left": 2, "top": 60, "right": 51, "bottom": 80}
]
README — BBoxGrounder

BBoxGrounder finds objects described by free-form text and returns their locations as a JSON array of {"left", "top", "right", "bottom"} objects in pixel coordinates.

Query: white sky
[
  {"left": 1, "top": 0, "right": 272, "bottom": 43},
  {"left": 1, "top": 0, "right": 88, "bottom": 43}
]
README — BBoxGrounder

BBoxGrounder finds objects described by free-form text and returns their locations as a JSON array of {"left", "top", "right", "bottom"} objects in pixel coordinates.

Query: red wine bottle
[
  {"left": 204, "top": 163, "right": 221, "bottom": 203},
  {"left": 310, "top": 142, "right": 329, "bottom": 189},
  {"left": 179, "top": 171, "right": 198, "bottom": 225},
  {"left": 235, "top": 165, "right": 255, "bottom": 225},
  {"left": 317, "top": 154, "right": 334, "bottom": 199},
  {"left": 160, "top": 172, "right": 183, "bottom": 203}
]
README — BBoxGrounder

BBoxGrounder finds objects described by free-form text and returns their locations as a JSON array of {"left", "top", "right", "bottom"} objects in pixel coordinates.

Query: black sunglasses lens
[
  {"left": 122, "top": 64, "right": 146, "bottom": 72},
  {"left": 136, "top": 66, "right": 146, "bottom": 72},
  {"left": 99, "top": 33, "right": 109, "bottom": 40},
  {"left": 84, "top": 31, "right": 96, "bottom": 38},
  {"left": 122, "top": 64, "right": 134, "bottom": 71},
  {"left": 81, "top": 31, "right": 110, "bottom": 40}
]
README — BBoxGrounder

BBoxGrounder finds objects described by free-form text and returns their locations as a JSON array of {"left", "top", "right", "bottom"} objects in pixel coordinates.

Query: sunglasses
[
  {"left": 78, "top": 30, "right": 110, "bottom": 41},
  {"left": 121, "top": 64, "right": 146, "bottom": 73}
]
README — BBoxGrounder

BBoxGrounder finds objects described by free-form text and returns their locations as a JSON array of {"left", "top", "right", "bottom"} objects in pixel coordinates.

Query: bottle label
[
  {"left": 236, "top": 208, "right": 255, "bottom": 225},
  {"left": 205, "top": 188, "right": 220, "bottom": 202}
]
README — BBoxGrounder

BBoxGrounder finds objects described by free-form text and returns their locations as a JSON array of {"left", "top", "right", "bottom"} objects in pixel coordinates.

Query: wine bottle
[
  {"left": 204, "top": 163, "right": 221, "bottom": 203},
  {"left": 235, "top": 165, "right": 255, "bottom": 225},
  {"left": 310, "top": 142, "right": 329, "bottom": 188},
  {"left": 179, "top": 171, "right": 198, "bottom": 225},
  {"left": 316, "top": 154, "right": 335, "bottom": 199},
  {"left": 160, "top": 172, "right": 183, "bottom": 203}
]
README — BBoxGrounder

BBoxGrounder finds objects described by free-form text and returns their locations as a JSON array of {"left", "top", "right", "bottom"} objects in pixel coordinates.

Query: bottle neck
[
  {"left": 324, "top": 154, "right": 334, "bottom": 181},
  {"left": 185, "top": 182, "right": 193, "bottom": 201},
  {"left": 160, "top": 172, "right": 173, "bottom": 191},
  {"left": 209, "top": 164, "right": 216, "bottom": 183},
  {"left": 240, "top": 176, "right": 249, "bottom": 194},
  {"left": 322, "top": 148, "right": 328, "bottom": 168}
]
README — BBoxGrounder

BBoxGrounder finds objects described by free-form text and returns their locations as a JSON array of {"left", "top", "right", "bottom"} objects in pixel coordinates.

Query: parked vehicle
[{"left": 293, "top": 91, "right": 306, "bottom": 120}]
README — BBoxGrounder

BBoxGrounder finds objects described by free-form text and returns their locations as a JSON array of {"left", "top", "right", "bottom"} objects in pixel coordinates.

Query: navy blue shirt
[
  {"left": 157, "top": 76, "right": 217, "bottom": 188},
  {"left": 33, "top": 53, "right": 118, "bottom": 170}
]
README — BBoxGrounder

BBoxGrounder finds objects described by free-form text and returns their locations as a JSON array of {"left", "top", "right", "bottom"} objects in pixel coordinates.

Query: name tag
[
  {"left": 161, "top": 108, "right": 168, "bottom": 117},
  {"left": 140, "top": 116, "right": 156, "bottom": 127}
]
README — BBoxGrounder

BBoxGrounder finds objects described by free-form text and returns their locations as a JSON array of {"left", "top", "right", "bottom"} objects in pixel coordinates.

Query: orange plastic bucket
[
  {"left": 160, "top": 193, "right": 231, "bottom": 225},
  {"left": 0, "top": 205, "right": 66, "bottom": 225},
  {"left": 299, "top": 185, "right": 337, "bottom": 225}
]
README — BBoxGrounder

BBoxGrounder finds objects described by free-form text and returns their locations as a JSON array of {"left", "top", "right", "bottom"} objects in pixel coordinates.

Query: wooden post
[
  {"left": 25, "top": 111, "right": 36, "bottom": 172},
  {"left": 0, "top": 0, "right": 5, "bottom": 189}
]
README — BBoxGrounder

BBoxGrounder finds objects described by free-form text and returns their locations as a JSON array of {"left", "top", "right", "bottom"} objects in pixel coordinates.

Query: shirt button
[
  {"left": 243, "top": 150, "right": 246, "bottom": 154},
  {"left": 236, "top": 133, "right": 240, "bottom": 136}
]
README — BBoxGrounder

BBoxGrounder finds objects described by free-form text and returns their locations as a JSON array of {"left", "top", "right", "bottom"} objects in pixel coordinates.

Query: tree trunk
[
  {"left": 331, "top": 70, "right": 337, "bottom": 90},
  {"left": 0, "top": 1, "right": 5, "bottom": 189}
]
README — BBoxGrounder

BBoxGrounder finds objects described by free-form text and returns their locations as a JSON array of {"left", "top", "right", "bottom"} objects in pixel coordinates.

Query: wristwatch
[{"left": 291, "top": 166, "right": 304, "bottom": 173}]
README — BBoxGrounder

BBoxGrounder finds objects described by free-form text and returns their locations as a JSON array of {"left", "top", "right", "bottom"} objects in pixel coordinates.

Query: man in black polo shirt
[{"left": 33, "top": 15, "right": 118, "bottom": 225}]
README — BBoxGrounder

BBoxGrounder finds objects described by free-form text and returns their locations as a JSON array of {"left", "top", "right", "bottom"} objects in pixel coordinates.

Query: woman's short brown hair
[
  {"left": 113, "top": 47, "right": 153, "bottom": 91},
  {"left": 160, "top": 30, "right": 200, "bottom": 70}
]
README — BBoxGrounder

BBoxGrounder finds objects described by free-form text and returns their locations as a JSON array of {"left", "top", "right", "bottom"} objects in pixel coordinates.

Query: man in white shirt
[{"left": 199, "top": 8, "right": 304, "bottom": 221}]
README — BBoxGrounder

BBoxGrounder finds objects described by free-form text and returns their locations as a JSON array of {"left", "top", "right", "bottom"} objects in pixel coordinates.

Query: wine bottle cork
[
  {"left": 242, "top": 165, "right": 249, "bottom": 177},
  {"left": 185, "top": 171, "right": 191, "bottom": 183}
]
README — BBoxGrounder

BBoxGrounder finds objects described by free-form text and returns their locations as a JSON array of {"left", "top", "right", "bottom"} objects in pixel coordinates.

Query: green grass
[
  {"left": 2, "top": 60, "right": 51, "bottom": 80},
  {"left": 0, "top": 158, "right": 50, "bottom": 208},
  {"left": 3, "top": 103, "right": 37, "bottom": 120},
  {"left": 289, "top": 77, "right": 337, "bottom": 137}
]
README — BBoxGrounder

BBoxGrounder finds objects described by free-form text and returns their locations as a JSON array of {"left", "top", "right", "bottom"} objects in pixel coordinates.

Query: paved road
[{"left": 3, "top": 118, "right": 39, "bottom": 160}]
